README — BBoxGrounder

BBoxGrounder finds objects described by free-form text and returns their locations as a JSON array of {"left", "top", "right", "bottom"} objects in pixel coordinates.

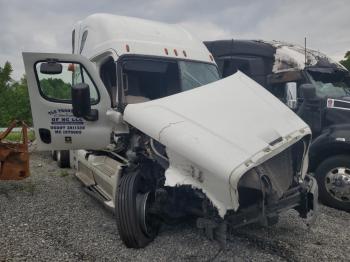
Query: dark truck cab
[{"left": 205, "top": 40, "right": 350, "bottom": 211}]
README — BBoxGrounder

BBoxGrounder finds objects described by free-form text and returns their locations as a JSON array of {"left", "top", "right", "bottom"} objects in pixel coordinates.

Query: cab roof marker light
[
  {"left": 174, "top": 49, "right": 178, "bottom": 56},
  {"left": 164, "top": 48, "right": 169, "bottom": 55},
  {"left": 126, "top": 44, "right": 130, "bottom": 52},
  {"left": 183, "top": 50, "right": 187, "bottom": 57}
]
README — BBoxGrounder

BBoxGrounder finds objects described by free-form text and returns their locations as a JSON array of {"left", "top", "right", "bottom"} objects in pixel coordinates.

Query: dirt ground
[{"left": 0, "top": 151, "right": 349, "bottom": 261}]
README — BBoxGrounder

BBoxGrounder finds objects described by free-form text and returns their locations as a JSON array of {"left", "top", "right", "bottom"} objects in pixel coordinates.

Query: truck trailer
[
  {"left": 205, "top": 39, "right": 350, "bottom": 211},
  {"left": 23, "top": 14, "right": 317, "bottom": 248}
]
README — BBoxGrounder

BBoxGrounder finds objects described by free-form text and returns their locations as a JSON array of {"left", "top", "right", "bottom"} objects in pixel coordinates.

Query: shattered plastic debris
[{"left": 261, "top": 40, "right": 346, "bottom": 72}]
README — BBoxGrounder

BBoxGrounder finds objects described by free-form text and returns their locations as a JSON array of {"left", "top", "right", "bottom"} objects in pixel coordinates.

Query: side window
[
  {"left": 100, "top": 57, "right": 117, "bottom": 106},
  {"left": 222, "top": 59, "right": 237, "bottom": 78},
  {"left": 220, "top": 58, "right": 252, "bottom": 78},
  {"left": 80, "top": 31, "right": 88, "bottom": 54},
  {"left": 35, "top": 62, "right": 98, "bottom": 104},
  {"left": 72, "top": 30, "right": 75, "bottom": 53},
  {"left": 230, "top": 58, "right": 250, "bottom": 76}
]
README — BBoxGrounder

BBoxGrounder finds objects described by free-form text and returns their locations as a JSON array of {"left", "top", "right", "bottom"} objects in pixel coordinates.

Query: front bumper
[
  {"left": 226, "top": 174, "right": 319, "bottom": 228},
  {"left": 196, "top": 175, "right": 318, "bottom": 247}
]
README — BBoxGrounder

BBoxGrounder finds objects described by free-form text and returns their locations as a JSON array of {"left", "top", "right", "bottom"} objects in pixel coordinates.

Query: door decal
[{"left": 48, "top": 109, "right": 85, "bottom": 135}]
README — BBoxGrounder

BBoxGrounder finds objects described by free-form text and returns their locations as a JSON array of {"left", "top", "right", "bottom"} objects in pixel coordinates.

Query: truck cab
[
  {"left": 23, "top": 15, "right": 317, "bottom": 248},
  {"left": 205, "top": 40, "right": 350, "bottom": 211}
]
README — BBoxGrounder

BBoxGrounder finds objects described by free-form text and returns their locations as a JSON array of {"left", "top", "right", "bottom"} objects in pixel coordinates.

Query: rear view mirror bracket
[{"left": 83, "top": 109, "right": 98, "bottom": 121}]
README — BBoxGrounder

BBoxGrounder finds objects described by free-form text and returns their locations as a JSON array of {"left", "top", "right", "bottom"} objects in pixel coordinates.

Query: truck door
[{"left": 22, "top": 52, "right": 114, "bottom": 150}]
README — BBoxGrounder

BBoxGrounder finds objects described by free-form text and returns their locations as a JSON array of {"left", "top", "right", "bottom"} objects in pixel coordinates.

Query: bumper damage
[{"left": 196, "top": 175, "right": 318, "bottom": 246}]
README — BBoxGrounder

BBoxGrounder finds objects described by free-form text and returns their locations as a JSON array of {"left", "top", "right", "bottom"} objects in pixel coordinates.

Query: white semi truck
[{"left": 23, "top": 14, "right": 317, "bottom": 248}]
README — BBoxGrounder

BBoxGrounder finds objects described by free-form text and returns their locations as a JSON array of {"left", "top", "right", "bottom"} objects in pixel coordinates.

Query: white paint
[
  {"left": 22, "top": 52, "right": 114, "bottom": 150},
  {"left": 24, "top": 15, "right": 214, "bottom": 150},
  {"left": 124, "top": 71, "right": 311, "bottom": 217},
  {"left": 74, "top": 14, "right": 214, "bottom": 64}
]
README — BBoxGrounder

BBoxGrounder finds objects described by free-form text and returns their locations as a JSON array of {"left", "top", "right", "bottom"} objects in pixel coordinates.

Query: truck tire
[
  {"left": 51, "top": 150, "right": 58, "bottom": 161},
  {"left": 116, "top": 171, "right": 160, "bottom": 248},
  {"left": 315, "top": 155, "right": 350, "bottom": 212},
  {"left": 57, "top": 150, "right": 70, "bottom": 168}
]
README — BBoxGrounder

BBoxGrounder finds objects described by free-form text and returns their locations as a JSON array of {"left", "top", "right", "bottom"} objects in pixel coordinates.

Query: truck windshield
[
  {"left": 179, "top": 61, "right": 220, "bottom": 91},
  {"left": 121, "top": 58, "right": 219, "bottom": 103},
  {"left": 307, "top": 70, "right": 350, "bottom": 98}
]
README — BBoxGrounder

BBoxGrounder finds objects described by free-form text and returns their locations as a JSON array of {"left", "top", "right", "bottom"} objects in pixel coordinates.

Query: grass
[
  {"left": 1, "top": 130, "right": 35, "bottom": 142},
  {"left": 60, "top": 171, "right": 70, "bottom": 177},
  {"left": 21, "top": 181, "right": 36, "bottom": 194},
  {"left": 0, "top": 181, "right": 36, "bottom": 197}
]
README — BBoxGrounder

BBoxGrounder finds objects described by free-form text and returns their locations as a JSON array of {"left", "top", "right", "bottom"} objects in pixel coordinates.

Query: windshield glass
[
  {"left": 179, "top": 61, "right": 220, "bottom": 91},
  {"left": 307, "top": 70, "right": 350, "bottom": 98},
  {"left": 121, "top": 58, "right": 219, "bottom": 103}
]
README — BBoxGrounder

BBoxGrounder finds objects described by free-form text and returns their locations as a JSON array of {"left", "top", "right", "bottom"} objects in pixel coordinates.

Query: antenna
[{"left": 304, "top": 37, "right": 307, "bottom": 66}]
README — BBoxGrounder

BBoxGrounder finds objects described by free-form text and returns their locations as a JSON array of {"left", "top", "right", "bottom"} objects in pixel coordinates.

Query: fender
[{"left": 309, "top": 124, "right": 350, "bottom": 171}]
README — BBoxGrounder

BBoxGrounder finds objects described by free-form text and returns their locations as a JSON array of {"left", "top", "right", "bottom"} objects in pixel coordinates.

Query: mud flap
[{"left": 0, "top": 121, "right": 30, "bottom": 180}]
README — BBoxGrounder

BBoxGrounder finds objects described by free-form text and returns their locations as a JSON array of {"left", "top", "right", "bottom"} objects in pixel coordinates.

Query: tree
[
  {"left": 340, "top": 51, "right": 350, "bottom": 71},
  {"left": 0, "top": 62, "right": 32, "bottom": 126},
  {"left": 40, "top": 78, "right": 71, "bottom": 100},
  {"left": 0, "top": 61, "right": 13, "bottom": 92},
  {"left": 9, "top": 75, "right": 32, "bottom": 125}
]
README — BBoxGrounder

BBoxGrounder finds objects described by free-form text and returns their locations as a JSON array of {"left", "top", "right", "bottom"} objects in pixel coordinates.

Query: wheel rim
[
  {"left": 325, "top": 167, "right": 350, "bottom": 203},
  {"left": 136, "top": 191, "right": 160, "bottom": 237}
]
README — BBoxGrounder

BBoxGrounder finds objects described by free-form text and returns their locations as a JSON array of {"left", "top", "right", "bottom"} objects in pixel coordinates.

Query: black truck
[{"left": 205, "top": 40, "right": 350, "bottom": 211}]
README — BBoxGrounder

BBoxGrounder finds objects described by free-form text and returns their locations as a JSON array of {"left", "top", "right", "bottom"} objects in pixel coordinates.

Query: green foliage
[
  {"left": 40, "top": 78, "right": 71, "bottom": 100},
  {"left": 0, "top": 61, "right": 13, "bottom": 90},
  {"left": 340, "top": 51, "right": 350, "bottom": 71},
  {"left": 3, "top": 130, "right": 35, "bottom": 142},
  {"left": 0, "top": 61, "right": 74, "bottom": 127},
  {"left": 60, "top": 170, "right": 70, "bottom": 177},
  {"left": 0, "top": 62, "right": 32, "bottom": 126}
]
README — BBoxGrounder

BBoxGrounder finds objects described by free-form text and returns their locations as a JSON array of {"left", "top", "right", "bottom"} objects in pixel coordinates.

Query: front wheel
[
  {"left": 315, "top": 155, "right": 350, "bottom": 211},
  {"left": 51, "top": 150, "right": 58, "bottom": 161},
  {"left": 116, "top": 170, "right": 161, "bottom": 248},
  {"left": 57, "top": 150, "right": 70, "bottom": 168}
]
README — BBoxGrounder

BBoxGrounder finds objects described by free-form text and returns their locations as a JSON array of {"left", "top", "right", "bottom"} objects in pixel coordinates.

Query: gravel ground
[{"left": 0, "top": 151, "right": 349, "bottom": 262}]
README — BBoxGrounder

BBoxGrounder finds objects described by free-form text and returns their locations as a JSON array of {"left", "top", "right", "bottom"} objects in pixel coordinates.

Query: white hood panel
[{"left": 124, "top": 71, "right": 310, "bottom": 216}]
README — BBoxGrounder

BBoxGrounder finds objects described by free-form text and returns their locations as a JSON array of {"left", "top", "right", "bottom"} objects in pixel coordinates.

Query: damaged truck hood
[{"left": 123, "top": 71, "right": 311, "bottom": 217}]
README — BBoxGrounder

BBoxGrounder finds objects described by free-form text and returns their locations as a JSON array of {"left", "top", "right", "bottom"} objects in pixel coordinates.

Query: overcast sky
[{"left": 0, "top": 0, "right": 349, "bottom": 80}]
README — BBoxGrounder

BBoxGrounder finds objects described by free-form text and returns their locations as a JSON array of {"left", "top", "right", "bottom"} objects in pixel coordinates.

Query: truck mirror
[
  {"left": 300, "top": 84, "right": 316, "bottom": 100},
  {"left": 72, "top": 83, "right": 98, "bottom": 121},
  {"left": 285, "top": 82, "right": 298, "bottom": 109},
  {"left": 40, "top": 62, "right": 62, "bottom": 74}
]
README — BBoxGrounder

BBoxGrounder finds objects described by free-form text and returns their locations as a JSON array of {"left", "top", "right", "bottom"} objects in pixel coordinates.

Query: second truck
[{"left": 205, "top": 39, "right": 350, "bottom": 211}]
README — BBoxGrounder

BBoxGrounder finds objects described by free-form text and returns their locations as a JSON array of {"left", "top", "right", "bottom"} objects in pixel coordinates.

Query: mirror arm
[{"left": 82, "top": 109, "right": 98, "bottom": 121}]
